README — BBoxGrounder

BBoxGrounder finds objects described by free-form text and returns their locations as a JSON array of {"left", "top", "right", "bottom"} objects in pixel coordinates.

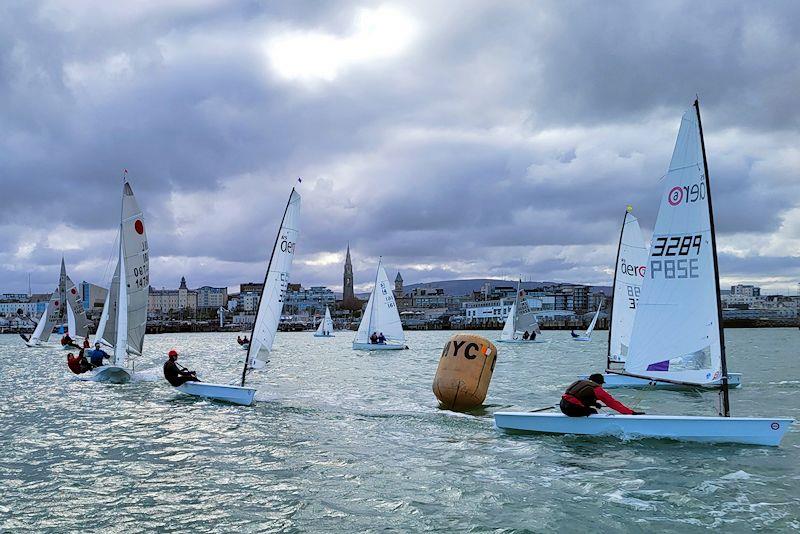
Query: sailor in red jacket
[{"left": 560, "top": 373, "right": 644, "bottom": 416}]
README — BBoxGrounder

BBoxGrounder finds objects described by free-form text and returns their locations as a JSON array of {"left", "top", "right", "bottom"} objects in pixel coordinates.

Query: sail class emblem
[{"left": 135, "top": 220, "right": 144, "bottom": 234}]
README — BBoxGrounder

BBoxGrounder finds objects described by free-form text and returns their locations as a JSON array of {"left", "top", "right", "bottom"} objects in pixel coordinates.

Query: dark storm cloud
[{"left": 1, "top": 0, "right": 798, "bottom": 294}]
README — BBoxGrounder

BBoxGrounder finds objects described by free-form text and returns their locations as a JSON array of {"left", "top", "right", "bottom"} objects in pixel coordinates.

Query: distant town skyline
[{"left": 2, "top": 2, "right": 798, "bottom": 294}]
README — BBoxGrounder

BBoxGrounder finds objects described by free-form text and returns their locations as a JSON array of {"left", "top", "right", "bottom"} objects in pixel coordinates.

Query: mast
[
  {"left": 241, "top": 188, "right": 295, "bottom": 387},
  {"left": 513, "top": 279, "right": 521, "bottom": 336},
  {"left": 694, "top": 98, "right": 730, "bottom": 417},
  {"left": 606, "top": 208, "right": 629, "bottom": 370}
]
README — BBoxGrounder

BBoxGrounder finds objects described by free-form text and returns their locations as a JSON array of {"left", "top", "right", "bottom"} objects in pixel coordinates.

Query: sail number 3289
[{"left": 650, "top": 233, "right": 703, "bottom": 280}]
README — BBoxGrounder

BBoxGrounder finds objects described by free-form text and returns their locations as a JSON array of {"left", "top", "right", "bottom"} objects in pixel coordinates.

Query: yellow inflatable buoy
[{"left": 432, "top": 334, "right": 497, "bottom": 411}]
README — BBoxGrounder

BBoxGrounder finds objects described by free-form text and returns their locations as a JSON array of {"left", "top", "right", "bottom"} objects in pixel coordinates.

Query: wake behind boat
[
  {"left": 173, "top": 187, "right": 301, "bottom": 405},
  {"left": 498, "top": 100, "right": 790, "bottom": 445},
  {"left": 352, "top": 259, "right": 408, "bottom": 351}
]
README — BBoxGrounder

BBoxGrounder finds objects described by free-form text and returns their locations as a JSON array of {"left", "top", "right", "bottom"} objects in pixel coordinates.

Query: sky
[{"left": 1, "top": 0, "right": 799, "bottom": 295}]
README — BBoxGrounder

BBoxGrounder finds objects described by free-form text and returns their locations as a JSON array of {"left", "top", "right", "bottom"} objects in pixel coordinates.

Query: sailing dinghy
[
  {"left": 572, "top": 301, "right": 602, "bottom": 342},
  {"left": 83, "top": 178, "right": 149, "bottom": 384},
  {"left": 314, "top": 306, "right": 335, "bottom": 337},
  {"left": 593, "top": 209, "right": 742, "bottom": 389},
  {"left": 497, "top": 281, "right": 546, "bottom": 343},
  {"left": 496, "top": 100, "right": 791, "bottom": 445},
  {"left": 352, "top": 259, "right": 408, "bottom": 350},
  {"left": 176, "top": 188, "right": 301, "bottom": 405},
  {"left": 22, "top": 259, "right": 90, "bottom": 348}
]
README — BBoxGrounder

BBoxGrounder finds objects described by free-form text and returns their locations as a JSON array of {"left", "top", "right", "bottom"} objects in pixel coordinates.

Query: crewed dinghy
[
  {"left": 352, "top": 259, "right": 408, "bottom": 351},
  {"left": 572, "top": 301, "right": 602, "bottom": 342},
  {"left": 497, "top": 100, "right": 791, "bottom": 445},
  {"left": 314, "top": 306, "right": 335, "bottom": 337},
  {"left": 84, "top": 178, "right": 149, "bottom": 384},
  {"left": 23, "top": 259, "right": 90, "bottom": 348},
  {"left": 176, "top": 188, "right": 301, "bottom": 405},
  {"left": 497, "top": 281, "right": 546, "bottom": 344}
]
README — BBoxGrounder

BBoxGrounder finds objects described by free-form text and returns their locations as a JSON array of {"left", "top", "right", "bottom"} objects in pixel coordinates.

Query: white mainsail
[
  {"left": 243, "top": 189, "right": 301, "bottom": 379},
  {"left": 30, "top": 289, "right": 60, "bottom": 343},
  {"left": 625, "top": 107, "right": 722, "bottom": 385},
  {"left": 354, "top": 261, "right": 405, "bottom": 345},
  {"left": 608, "top": 210, "right": 647, "bottom": 365},
  {"left": 500, "top": 282, "right": 540, "bottom": 341},
  {"left": 121, "top": 181, "right": 148, "bottom": 357},
  {"left": 316, "top": 306, "right": 334, "bottom": 335},
  {"left": 582, "top": 301, "right": 602, "bottom": 339},
  {"left": 65, "top": 274, "right": 90, "bottom": 338}
]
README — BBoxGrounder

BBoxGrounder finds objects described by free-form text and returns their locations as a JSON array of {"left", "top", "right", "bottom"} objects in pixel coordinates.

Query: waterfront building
[
  {"left": 731, "top": 284, "right": 761, "bottom": 297},
  {"left": 148, "top": 276, "right": 198, "bottom": 315},
  {"left": 394, "top": 272, "right": 403, "bottom": 298},
  {"left": 197, "top": 285, "right": 228, "bottom": 310},
  {"left": 285, "top": 285, "right": 336, "bottom": 314},
  {"left": 80, "top": 281, "right": 108, "bottom": 312},
  {"left": 240, "top": 282, "right": 264, "bottom": 294}
]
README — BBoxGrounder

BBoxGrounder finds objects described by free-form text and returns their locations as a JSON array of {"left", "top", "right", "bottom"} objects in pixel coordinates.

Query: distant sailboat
[
  {"left": 85, "top": 178, "right": 149, "bottom": 384},
  {"left": 176, "top": 188, "right": 301, "bottom": 405},
  {"left": 352, "top": 259, "right": 407, "bottom": 350},
  {"left": 22, "top": 259, "right": 89, "bottom": 348},
  {"left": 572, "top": 301, "right": 602, "bottom": 342},
  {"left": 495, "top": 100, "right": 791, "bottom": 445},
  {"left": 497, "top": 281, "right": 545, "bottom": 343},
  {"left": 314, "top": 306, "right": 335, "bottom": 337}
]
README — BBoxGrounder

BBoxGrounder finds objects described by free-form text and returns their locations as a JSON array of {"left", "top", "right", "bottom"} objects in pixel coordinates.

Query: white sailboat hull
[
  {"left": 572, "top": 336, "right": 592, "bottom": 342},
  {"left": 496, "top": 338, "right": 547, "bottom": 344},
  {"left": 176, "top": 382, "right": 256, "bottom": 406},
  {"left": 352, "top": 342, "right": 407, "bottom": 351},
  {"left": 314, "top": 333, "right": 335, "bottom": 338},
  {"left": 596, "top": 372, "right": 743, "bottom": 389},
  {"left": 86, "top": 365, "right": 132, "bottom": 384},
  {"left": 238, "top": 343, "right": 249, "bottom": 350},
  {"left": 24, "top": 341, "right": 63, "bottom": 349},
  {"left": 494, "top": 412, "right": 793, "bottom": 446}
]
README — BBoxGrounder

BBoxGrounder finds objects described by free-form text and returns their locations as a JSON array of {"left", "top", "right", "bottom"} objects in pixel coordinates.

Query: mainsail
[
  {"left": 242, "top": 189, "right": 301, "bottom": 385},
  {"left": 500, "top": 281, "right": 540, "bottom": 340},
  {"left": 354, "top": 261, "right": 405, "bottom": 345},
  {"left": 121, "top": 181, "right": 148, "bottom": 357},
  {"left": 65, "top": 275, "right": 90, "bottom": 338},
  {"left": 582, "top": 301, "right": 603, "bottom": 339},
  {"left": 30, "top": 289, "right": 60, "bottom": 343},
  {"left": 111, "top": 230, "right": 129, "bottom": 367},
  {"left": 607, "top": 209, "right": 647, "bottom": 367},
  {"left": 625, "top": 104, "right": 723, "bottom": 386},
  {"left": 316, "top": 306, "right": 334, "bottom": 335}
]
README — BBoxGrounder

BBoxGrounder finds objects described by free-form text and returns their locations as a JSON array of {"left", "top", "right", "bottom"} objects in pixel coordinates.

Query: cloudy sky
[{"left": 2, "top": 0, "right": 799, "bottom": 295}]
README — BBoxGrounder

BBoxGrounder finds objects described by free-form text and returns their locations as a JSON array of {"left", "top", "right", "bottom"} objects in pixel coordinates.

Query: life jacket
[
  {"left": 563, "top": 379, "right": 599, "bottom": 408},
  {"left": 163, "top": 359, "right": 181, "bottom": 386},
  {"left": 67, "top": 355, "right": 83, "bottom": 375}
]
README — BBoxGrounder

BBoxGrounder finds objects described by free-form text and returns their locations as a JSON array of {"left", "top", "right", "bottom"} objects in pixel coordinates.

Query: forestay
[
  {"left": 354, "top": 262, "right": 405, "bottom": 345},
  {"left": 625, "top": 108, "right": 722, "bottom": 385},
  {"left": 245, "top": 189, "right": 301, "bottom": 374},
  {"left": 608, "top": 211, "right": 647, "bottom": 364}
]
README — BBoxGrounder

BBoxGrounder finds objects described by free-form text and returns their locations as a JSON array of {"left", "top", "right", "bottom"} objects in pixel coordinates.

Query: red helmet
[{"left": 168, "top": 349, "right": 178, "bottom": 358}]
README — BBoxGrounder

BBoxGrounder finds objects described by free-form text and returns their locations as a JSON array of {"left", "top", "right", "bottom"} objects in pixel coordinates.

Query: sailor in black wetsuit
[{"left": 163, "top": 350, "right": 200, "bottom": 387}]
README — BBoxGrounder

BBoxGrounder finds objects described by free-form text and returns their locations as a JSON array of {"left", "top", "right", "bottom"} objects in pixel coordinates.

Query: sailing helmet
[{"left": 168, "top": 349, "right": 179, "bottom": 358}]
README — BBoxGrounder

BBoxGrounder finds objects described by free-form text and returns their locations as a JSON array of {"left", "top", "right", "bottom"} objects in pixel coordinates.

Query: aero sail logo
[{"left": 668, "top": 180, "right": 706, "bottom": 207}]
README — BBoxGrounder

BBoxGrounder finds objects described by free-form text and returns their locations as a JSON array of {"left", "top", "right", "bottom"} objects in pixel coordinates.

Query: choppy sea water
[{"left": 1, "top": 328, "right": 798, "bottom": 532}]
